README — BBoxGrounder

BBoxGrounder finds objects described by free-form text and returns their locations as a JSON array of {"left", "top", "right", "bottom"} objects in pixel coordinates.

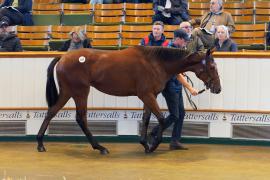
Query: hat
[
  {"left": 173, "top": 29, "right": 190, "bottom": 41},
  {"left": 0, "top": 20, "right": 9, "bottom": 28}
]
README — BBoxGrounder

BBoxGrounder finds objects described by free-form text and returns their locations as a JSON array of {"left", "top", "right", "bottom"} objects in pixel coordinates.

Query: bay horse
[{"left": 37, "top": 46, "right": 221, "bottom": 155}]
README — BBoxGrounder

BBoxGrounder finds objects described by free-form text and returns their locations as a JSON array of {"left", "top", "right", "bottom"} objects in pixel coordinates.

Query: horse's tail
[{"left": 46, "top": 57, "right": 61, "bottom": 108}]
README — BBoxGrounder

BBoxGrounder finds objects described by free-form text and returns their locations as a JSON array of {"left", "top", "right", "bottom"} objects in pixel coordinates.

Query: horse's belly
[{"left": 92, "top": 83, "right": 135, "bottom": 97}]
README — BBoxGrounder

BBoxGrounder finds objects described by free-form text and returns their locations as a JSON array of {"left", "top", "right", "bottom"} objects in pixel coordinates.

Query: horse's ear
[{"left": 205, "top": 48, "right": 216, "bottom": 64}]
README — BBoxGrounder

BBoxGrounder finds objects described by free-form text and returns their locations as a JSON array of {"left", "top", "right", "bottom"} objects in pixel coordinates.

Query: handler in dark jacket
[
  {"left": 0, "top": 21, "right": 22, "bottom": 52},
  {"left": 0, "top": 0, "right": 33, "bottom": 26}
]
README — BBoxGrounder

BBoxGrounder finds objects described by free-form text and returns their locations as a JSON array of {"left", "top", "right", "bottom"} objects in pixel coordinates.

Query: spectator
[
  {"left": 0, "top": 21, "right": 22, "bottom": 52},
  {"left": 153, "top": 0, "right": 189, "bottom": 25},
  {"left": 191, "top": 0, "right": 235, "bottom": 49},
  {"left": 0, "top": 0, "right": 33, "bottom": 26},
  {"left": 179, "top": 21, "right": 204, "bottom": 53},
  {"left": 90, "top": 0, "right": 102, "bottom": 4},
  {"left": 147, "top": 29, "right": 198, "bottom": 150},
  {"left": 140, "top": 21, "right": 169, "bottom": 46},
  {"left": 59, "top": 26, "right": 92, "bottom": 51},
  {"left": 214, "top": 25, "right": 237, "bottom": 52}
]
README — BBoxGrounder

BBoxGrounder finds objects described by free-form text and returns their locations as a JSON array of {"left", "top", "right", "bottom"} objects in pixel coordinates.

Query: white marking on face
[{"left": 79, "top": 56, "right": 86, "bottom": 63}]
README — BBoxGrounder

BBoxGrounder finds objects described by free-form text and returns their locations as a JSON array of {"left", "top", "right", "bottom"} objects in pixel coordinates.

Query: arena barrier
[{"left": 0, "top": 51, "right": 270, "bottom": 142}]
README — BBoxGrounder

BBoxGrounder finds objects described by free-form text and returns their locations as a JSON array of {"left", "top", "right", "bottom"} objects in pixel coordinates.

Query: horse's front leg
[
  {"left": 140, "top": 93, "right": 165, "bottom": 153},
  {"left": 139, "top": 105, "right": 151, "bottom": 153}
]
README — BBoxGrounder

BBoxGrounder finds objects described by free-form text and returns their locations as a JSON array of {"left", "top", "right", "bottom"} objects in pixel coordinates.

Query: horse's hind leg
[
  {"left": 37, "top": 93, "right": 70, "bottom": 152},
  {"left": 140, "top": 105, "right": 151, "bottom": 153},
  {"left": 73, "top": 90, "right": 109, "bottom": 155}
]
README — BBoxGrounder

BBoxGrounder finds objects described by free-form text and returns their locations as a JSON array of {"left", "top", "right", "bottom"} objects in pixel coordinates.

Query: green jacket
[{"left": 187, "top": 34, "right": 205, "bottom": 53}]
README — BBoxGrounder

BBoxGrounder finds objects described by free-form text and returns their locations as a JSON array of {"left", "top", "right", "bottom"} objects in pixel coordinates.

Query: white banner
[{"left": 0, "top": 110, "right": 269, "bottom": 125}]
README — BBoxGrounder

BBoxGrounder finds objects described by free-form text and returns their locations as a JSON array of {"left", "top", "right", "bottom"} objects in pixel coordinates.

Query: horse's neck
[
  {"left": 162, "top": 55, "right": 201, "bottom": 76},
  {"left": 179, "top": 57, "right": 201, "bottom": 73}
]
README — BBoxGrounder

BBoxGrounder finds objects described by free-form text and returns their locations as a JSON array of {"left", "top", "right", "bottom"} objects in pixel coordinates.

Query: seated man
[
  {"left": 0, "top": 21, "right": 23, "bottom": 52},
  {"left": 0, "top": 0, "right": 33, "bottom": 26},
  {"left": 140, "top": 21, "right": 169, "bottom": 46},
  {"left": 191, "top": 0, "right": 235, "bottom": 49},
  {"left": 179, "top": 21, "right": 204, "bottom": 53},
  {"left": 152, "top": 0, "right": 189, "bottom": 25}
]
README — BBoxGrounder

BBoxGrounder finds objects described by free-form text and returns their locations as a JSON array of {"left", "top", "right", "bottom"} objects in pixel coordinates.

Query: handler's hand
[{"left": 189, "top": 88, "right": 198, "bottom": 96}]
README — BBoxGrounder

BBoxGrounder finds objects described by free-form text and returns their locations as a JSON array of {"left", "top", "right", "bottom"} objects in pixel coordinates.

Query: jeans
[{"left": 151, "top": 85, "right": 185, "bottom": 142}]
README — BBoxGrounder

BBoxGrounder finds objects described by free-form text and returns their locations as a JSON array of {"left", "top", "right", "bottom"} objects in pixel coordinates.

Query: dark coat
[
  {"left": 0, "top": 0, "right": 33, "bottom": 26},
  {"left": 0, "top": 33, "right": 23, "bottom": 52},
  {"left": 153, "top": 0, "right": 189, "bottom": 21},
  {"left": 59, "top": 39, "right": 92, "bottom": 51},
  {"left": 140, "top": 33, "right": 168, "bottom": 46},
  {"left": 214, "top": 38, "right": 237, "bottom": 52},
  {"left": 187, "top": 34, "right": 205, "bottom": 53}
]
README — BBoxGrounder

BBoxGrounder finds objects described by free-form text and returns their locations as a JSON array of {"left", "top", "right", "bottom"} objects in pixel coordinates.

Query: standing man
[
  {"left": 180, "top": 21, "right": 205, "bottom": 53},
  {"left": 191, "top": 0, "right": 235, "bottom": 48},
  {"left": 141, "top": 25, "right": 198, "bottom": 150}
]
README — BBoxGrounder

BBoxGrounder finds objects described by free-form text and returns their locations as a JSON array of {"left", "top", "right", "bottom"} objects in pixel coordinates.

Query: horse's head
[{"left": 193, "top": 48, "right": 221, "bottom": 94}]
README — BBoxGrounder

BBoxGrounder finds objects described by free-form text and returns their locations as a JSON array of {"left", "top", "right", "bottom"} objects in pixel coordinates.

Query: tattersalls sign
[{"left": 0, "top": 110, "right": 270, "bottom": 124}]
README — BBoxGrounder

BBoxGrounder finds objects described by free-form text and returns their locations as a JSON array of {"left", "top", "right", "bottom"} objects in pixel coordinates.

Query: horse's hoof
[
  {"left": 140, "top": 140, "right": 150, "bottom": 153},
  {"left": 144, "top": 148, "right": 152, "bottom": 154},
  {"left": 37, "top": 146, "right": 46, "bottom": 152},
  {"left": 149, "top": 141, "right": 160, "bottom": 153},
  {"left": 100, "top": 148, "right": 109, "bottom": 155}
]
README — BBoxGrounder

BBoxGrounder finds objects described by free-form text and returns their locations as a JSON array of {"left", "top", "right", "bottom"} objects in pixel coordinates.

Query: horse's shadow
[
  {"left": 61, "top": 144, "right": 208, "bottom": 163},
  {"left": 63, "top": 146, "right": 167, "bottom": 159}
]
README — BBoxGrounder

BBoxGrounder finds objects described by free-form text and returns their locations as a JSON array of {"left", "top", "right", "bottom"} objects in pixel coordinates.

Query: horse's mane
[{"left": 135, "top": 46, "right": 193, "bottom": 62}]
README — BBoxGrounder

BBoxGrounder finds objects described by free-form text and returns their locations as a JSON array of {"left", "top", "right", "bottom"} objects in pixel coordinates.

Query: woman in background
[{"left": 214, "top": 25, "right": 237, "bottom": 52}]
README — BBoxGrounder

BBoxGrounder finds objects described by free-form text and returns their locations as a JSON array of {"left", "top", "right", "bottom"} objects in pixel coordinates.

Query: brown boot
[{"left": 169, "top": 140, "right": 188, "bottom": 150}]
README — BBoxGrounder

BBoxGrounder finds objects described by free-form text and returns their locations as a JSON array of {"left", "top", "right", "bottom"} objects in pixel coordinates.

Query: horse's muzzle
[{"left": 210, "top": 86, "right": 221, "bottom": 94}]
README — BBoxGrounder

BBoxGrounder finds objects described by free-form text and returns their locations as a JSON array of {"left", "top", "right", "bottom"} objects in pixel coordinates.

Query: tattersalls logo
[
  {"left": 0, "top": 111, "right": 22, "bottom": 119},
  {"left": 127, "top": 111, "right": 169, "bottom": 120},
  {"left": 31, "top": 110, "right": 72, "bottom": 119},
  {"left": 230, "top": 113, "right": 270, "bottom": 124},
  {"left": 184, "top": 112, "right": 219, "bottom": 121},
  {"left": 87, "top": 111, "right": 120, "bottom": 119}
]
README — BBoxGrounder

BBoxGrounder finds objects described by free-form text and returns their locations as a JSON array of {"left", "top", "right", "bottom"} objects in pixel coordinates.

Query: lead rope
[{"left": 183, "top": 74, "right": 206, "bottom": 110}]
